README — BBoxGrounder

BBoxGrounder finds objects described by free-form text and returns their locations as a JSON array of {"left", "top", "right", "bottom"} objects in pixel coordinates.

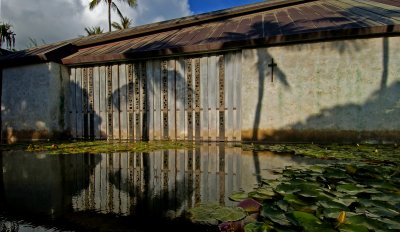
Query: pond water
[{"left": 0, "top": 143, "right": 328, "bottom": 232}]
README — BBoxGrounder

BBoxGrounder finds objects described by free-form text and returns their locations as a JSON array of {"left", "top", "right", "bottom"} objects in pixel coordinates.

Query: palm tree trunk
[
  {"left": 0, "top": 154, "right": 4, "bottom": 206},
  {"left": 108, "top": 1, "right": 112, "bottom": 32}
]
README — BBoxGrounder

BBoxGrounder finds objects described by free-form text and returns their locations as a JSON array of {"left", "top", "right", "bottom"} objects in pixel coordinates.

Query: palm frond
[
  {"left": 89, "top": 0, "right": 104, "bottom": 10},
  {"left": 85, "top": 26, "right": 104, "bottom": 36},
  {"left": 111, "top": 22, "right": 123, "bottom": 30},
  {"left": 111, "top": 2, "right": 123, "bottom": 19}
]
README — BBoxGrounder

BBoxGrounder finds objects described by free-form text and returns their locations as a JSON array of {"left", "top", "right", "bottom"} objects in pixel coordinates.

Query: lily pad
[
  {"left": 218, "top": 221, "right": 242, "bottom": 232},
  {"left": 283, "top": 194, "right": 308, "bottom": 207},
  {"left": 346, "top": 215, "right": 388, "bottom": 231},
  {"left": 261, "top": 204, "right": 291, "bottom": 226},
  {"left": 338, "top": 223, "right": 369, "bottom": 232},
  {"left": 275, "top": 183, "right": 300, "bottom": 195},
  {"left": 322, "top": 208, "right": 345, "bottom": 219},
  {"left": 295, "top": 188, "right": 321, "bottom": 199},
  {"left": 238, "top": 198, "right": 262, "bottom": 213},
  {"left": 229, "top": 191, "right": 249, "bottom": 202},
  {"left": 288, "top": 211, "right": 336, "bottom": 232},
  {"left": 243, "top": 222, "right": 272, "bottom": 232},
  {"left": 214, "top": 207, "right": 247, "bottom": 222},
  {"left": 189, "top": 203, "right": 247, "bottom": 224},
  {"left": 188, "top": 203, "right": 220, "bottom": 225},
  {"left": 380, "top": 218, "right": 400, "bottom": 230},
  {"left": 336, "top": 184, "right": 365, "bottom": 195},
  {"left": 248, "top": 191, "right": 274, "bottom": 201},
  {"left": 256, "top": 187, "right": 276, "bottom": 197},
  {"left": 318, "top": 200, "right": 349, "bottom": 211}
]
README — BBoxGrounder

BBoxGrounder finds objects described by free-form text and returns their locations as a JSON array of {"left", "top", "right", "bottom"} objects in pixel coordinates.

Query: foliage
[
  {"left": 240, "top": 143, "right": 400, "bottom": 164},
  {"left": 188, "top": 203, "right": 247, "bottom": 225},
  {"left": 189, "top": 161, "right": 400, "bottom": 231},
  {"left": 26, "top": 37, "right": 46, "bottom": 48},
  {"left": 89, "top": 0, "right": 137, "bottom": 32},
  {"left": 0, "top": 22, "right": 15, "bottom": 49},
  {"left": 84, "top": 26, "right": 104, "bottom": 36},
  {"left": 112, "top": 15, "right": 133, "bottom": 30},
  {"left": 0, "top": 140, "right": 195, "bottom": 154}
]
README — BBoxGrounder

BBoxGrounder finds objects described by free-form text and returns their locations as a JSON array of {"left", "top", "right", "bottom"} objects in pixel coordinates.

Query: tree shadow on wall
[
  {"left": 67, "top": 75, "right": 104, "bottom": 140},
  {"left": 108, "top": 52, "right": 194, "bottom": 141},
  {"left": 287, "top": 81, "right": 400, "bottom": 143}
]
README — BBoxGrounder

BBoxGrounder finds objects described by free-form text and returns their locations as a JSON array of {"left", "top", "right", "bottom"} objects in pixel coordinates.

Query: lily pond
[{"left": 0, "top": 142, "right": 399, "bottom": 232}]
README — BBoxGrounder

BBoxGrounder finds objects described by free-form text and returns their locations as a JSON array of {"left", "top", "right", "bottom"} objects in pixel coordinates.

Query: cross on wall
[{"left": 268, "top": 58, "right": 277, "bottom": 82}]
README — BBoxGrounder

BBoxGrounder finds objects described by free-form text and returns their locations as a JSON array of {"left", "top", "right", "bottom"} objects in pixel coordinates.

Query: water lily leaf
[
  {"left": 243, "top": 222, "right": 272, "bottom": 232},
  {"left": 318, "top": 200, "right": 349, "bottom": 210},
  {"left": 308, "top": 165, "right": 325, "bottom": 173},
  {"left": 219, "top": 221, "right": 243, "bottom": 232},
  {"left": 283, "top": 194, "right": 308, "bottom": 207},
  {"left": 364, "top": 180, "right": 400, "bottom": 192},
  {"left": 366, "top": 206, "right": 399, "bottom": 218},
  {"left": 345, "top": 165, "right": 358, "bottom": 175},
  {"left": 277, "top": 200, "right": 290, "bottom": 212},
  {"left": 243, "top": 213, "right": 259, "bottom": 224},
  {"left": 380, "top": 218, "right": 400, "bottom": 230},
  {"left": 262, "top": 179, "right": 281, "bottom": 188},
  {"left": 295, "top": 188, "right": 320, "bottom": 199},
  {"left": 188, "top": 203, "right": 220, "bottom": 225},
  {"left": 324, "top": 167, "right": 350, "bottom": 181},
  {"left": 335, "top": 196, "right": 357, "bottom": 207},
  {"left": 346, "top": 215, "right": 388, "bottom": 231},
  {"left": 336, "top": 184, "right": 365, "bottom": 195},
  {"left": 256, "top": 187, "right": 276, "bottom": 197},
  {"left": 238, "top": 198, "right": 262, "bottom": 213},
  {"left": 214, "top": 207, "right": 247, "bottom": 222},
  {"left": 261, "top": 204, "right": 291, "bottom": 226},
  {"left": 229, "top": 191, "right": 249, "bottom": 202},
  {"left": 338, "top": 223, "right": 369, "bottom": 232},
  {"left": 248, "top": 191, "right": 274, "bottom": 201},
  {"left": 371, "top": 193, "right": 400, "bottom": 203},
  {"left": 275, "top": 183, "right": 300, "bottom": 195},
  {"left": 288, "top": 211, "right": 336, "bottom": 232},
  {"left": 322, "top": 208, "right": 344, "bottom": 219}
]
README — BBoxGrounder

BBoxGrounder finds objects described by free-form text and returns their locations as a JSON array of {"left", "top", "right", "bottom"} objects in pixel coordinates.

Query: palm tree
[
  {"left": 89, "top": 0, "right": 137, "bottom": 32},
  {"left": 0, "top": 22, "right": 15, "bottom": 49},
  {"left": 112, "top": 12, "right": 133, "bottom": 30},
  {"left": 85, "top": 26, "right": 104, "bottom": 36}
]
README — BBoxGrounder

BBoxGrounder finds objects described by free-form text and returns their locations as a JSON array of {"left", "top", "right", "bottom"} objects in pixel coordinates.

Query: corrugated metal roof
[
  {"left": 1, "top": 0, "right": 400, "bottom": 67},
  {"left": 0, "top": 49, "right": 14, "bottom": 56}
]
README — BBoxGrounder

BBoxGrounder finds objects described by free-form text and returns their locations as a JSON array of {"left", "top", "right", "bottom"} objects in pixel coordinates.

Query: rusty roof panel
[
  {"left": 263, "top": 13, "right": 282, "bottom": 36},
  {"left": 298, "top": 6, "right": 336, "bottom": 30},
  {"left": 2, "top": 0, "right": 400, "bottom": 66},
  {"left": 371, "top": 0, "right": 400, "bottom": 8},
  {"left": 320, "top": 2, "right": 374, "bottom": 28}
]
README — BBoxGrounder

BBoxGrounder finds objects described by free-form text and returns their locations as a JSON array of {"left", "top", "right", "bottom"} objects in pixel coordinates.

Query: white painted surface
[{"left": 1, "top": 62, "right": 67, "bottom": 141}]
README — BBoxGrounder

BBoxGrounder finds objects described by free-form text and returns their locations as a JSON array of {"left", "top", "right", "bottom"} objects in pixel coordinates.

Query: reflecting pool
[{"left": 0, "top": 143, "right": 327, "bottom": 231}]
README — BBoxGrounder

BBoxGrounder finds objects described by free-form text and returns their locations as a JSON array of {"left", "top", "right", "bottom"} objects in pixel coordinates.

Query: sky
[{"left": 0, "top": 0, "right": 264, "bottom": 50}]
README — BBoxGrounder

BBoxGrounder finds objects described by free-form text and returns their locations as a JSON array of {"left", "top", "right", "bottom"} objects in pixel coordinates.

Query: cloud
[{"left": 0, "top": 0, "right": 192, "bottom": 50}]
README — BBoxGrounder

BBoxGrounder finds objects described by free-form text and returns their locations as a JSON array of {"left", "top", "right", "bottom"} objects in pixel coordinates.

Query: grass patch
[{"left": 0, "top": 140, "right": 196, "bottom": 155}]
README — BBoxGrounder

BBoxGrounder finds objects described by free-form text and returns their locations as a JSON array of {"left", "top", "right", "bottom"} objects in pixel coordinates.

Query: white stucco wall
[
  {"left": 1, "top": 62, "right": 69, "bottom": 142},
  {"left": 242, "top": 36, "right": 400, "bottom": 142}
]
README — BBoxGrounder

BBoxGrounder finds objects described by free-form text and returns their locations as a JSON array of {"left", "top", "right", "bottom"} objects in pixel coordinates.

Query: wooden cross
[{"left": 268, "top": 58, "right": 277, "bottom": 82}]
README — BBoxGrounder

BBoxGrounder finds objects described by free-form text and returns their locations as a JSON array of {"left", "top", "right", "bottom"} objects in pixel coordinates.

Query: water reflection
[{"left": 0, "top": 143, "right": 325, "bottom": 231}]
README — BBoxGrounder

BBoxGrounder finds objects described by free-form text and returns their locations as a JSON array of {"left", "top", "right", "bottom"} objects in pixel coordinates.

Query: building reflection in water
[
  {"left": 1, "top": 143, "right": 321, "bottom": 230},
  {"left": 71, "top": 144, "right": 243, "bottom": 218}
]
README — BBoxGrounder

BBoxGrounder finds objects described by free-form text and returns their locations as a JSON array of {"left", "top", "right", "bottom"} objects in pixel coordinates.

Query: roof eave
[
  {"left": 0, "top": 43, "right": 78, "bottom": 68},
  {"left": 62, "top": 25, "right": 400, "bottom": 66}
]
